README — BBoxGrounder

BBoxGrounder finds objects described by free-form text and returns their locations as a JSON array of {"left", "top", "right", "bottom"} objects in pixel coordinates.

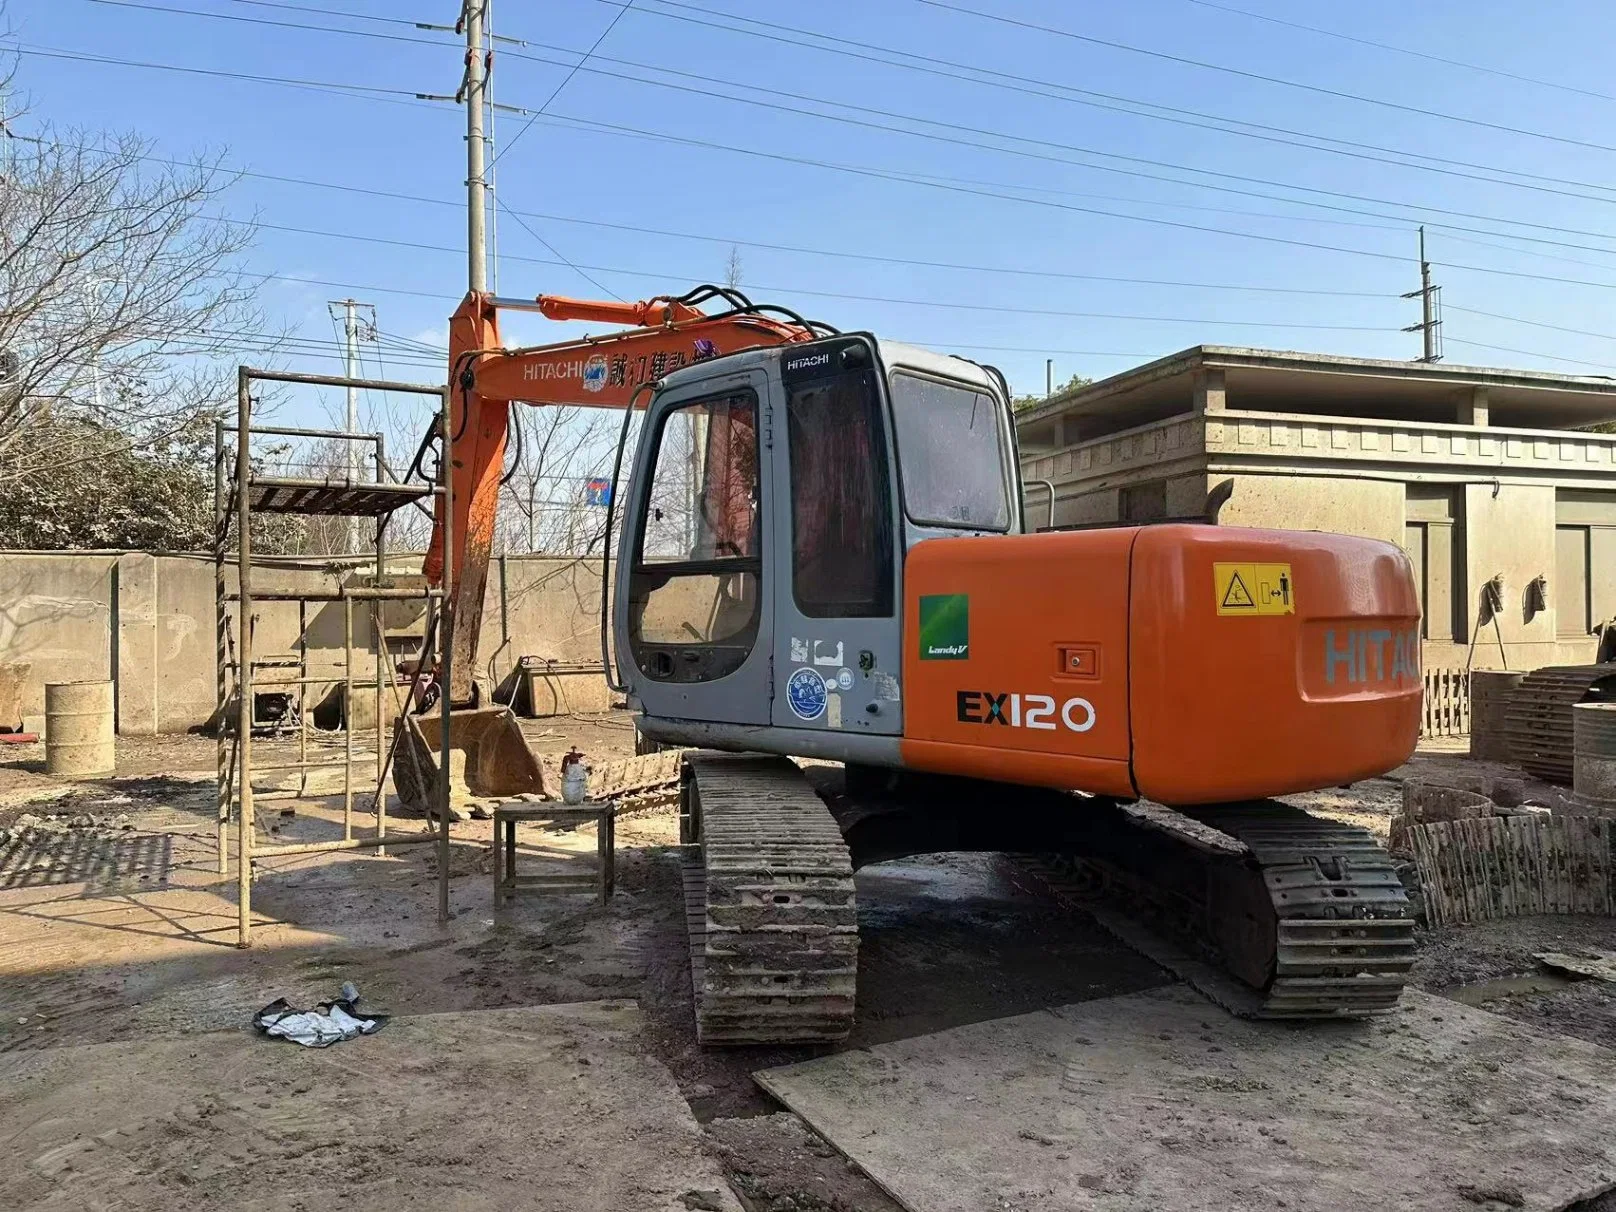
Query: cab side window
[
  {"left": 627, "top": 391, "right": 761, "bottom": 681},
  {"left": 787, "top": 369, "right": 894, "bottom": 618}
]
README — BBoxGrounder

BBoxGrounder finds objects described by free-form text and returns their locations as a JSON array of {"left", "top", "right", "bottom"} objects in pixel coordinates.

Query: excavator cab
[{"left": 613, "top": 333, "right": 1021, "bottom": 756}]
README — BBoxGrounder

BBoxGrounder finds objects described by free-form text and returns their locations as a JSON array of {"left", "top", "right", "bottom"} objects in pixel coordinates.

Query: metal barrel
[
  {"left": 44, "top": 681, "right": 115, "bottom": 778},
  {"left": 1572, "top": 702, "right": 1616, "bottom": 814},
  {"left": 1469, "top": 670, "right": 1525, "bottom": 762}
]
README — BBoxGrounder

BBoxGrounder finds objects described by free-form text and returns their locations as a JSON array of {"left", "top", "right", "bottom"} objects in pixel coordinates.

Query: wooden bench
[{"left": 492, "top": 801, "right": 615, "bottom": 908}]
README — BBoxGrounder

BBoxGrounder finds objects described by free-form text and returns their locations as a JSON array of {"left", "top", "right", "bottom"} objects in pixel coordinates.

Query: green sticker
[{"left": 919, "top": 593, "right": 969, "bottom": 660}]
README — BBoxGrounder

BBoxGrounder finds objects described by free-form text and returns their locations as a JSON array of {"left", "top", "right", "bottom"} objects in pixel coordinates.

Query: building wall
[
  {"left": 0, "top": 551, "right": 613, "bottom": 735},
  {"left": 1216, "top": 474, "right": 1404, "bottom": 545}
]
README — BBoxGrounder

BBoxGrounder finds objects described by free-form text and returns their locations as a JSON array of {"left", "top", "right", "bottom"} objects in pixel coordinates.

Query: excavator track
[
  {"left": 680, "top": 753, "right": 857, "bottom": 1045},
  {"left": 1019, "top": 800, "right": 1416, "bottom": 1018},
  {"left": 1503, "top": 663, "right": 1616, "bottom": 784}
]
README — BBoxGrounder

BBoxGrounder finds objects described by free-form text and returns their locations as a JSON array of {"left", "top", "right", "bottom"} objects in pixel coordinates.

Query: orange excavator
[{"left": 412, "top": 283, "right": 1423, "bottom": 1044}]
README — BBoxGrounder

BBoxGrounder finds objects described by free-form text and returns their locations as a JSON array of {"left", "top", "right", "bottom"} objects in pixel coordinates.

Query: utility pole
[
  {"left": 328, "top": 299, "right": 376, "bottom": 551},
  {"left": 464, "top": 0, "right": 488, "bottom": 295},
  {"left": 484, "top": 0, "right": 499, "bottom": 293},
  {"left": 1401, "top": 226, "right": 1442, "bottom": 363},
  {"left": 1046, "top": 359, "right": 1054, "bottom": 399}
]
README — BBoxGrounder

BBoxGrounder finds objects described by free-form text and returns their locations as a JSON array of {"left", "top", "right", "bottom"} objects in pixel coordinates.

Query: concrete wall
[
  {"left": 0, "top": 550, "right": 612, "bottom": 735},
  {"left": 0, "top": 554, "right": 116, "bottom": 729},
  {"left": 1216, "top": 474, "right": 1405, "bottom": 546}
]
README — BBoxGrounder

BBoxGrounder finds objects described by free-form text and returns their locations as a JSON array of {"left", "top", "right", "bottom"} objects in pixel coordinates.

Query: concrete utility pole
[
  {"left": 1046, "top": 359, "right": 1054, "bottom": 398},
  {"left": 484, "top": 0, "right": 499, "bottom": 293},
  {"left": 328, "top": 299, "right": 375, "bottom": 551},
  {"left": 1402, "top": 226, "right": 1442, "bottom": 363},
  {"left": 464, "top": 0, "right": 489, "bottom": 295}
]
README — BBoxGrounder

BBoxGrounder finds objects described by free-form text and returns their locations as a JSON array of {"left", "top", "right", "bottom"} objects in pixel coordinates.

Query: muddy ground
[{"left": 2, "top": 717, "right": 1614, "bottom": 1211}]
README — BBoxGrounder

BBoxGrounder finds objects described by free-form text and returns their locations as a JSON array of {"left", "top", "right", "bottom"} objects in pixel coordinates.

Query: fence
[{"left": 1421, "top": 666, "right": 1470, "bottom": 738}]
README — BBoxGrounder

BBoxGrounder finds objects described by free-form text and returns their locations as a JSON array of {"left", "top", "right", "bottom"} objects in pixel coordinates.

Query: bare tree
[
  {"left": 0, "top": 123, "right": 262, "bottom": 490},
  {"left": 502, "top": 405, "right": 622, "bottom": 556},
  {"left": 724, "top": 245, "right": 744, "bottom": 290}
]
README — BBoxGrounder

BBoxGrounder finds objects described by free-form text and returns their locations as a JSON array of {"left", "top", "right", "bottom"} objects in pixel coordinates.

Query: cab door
[
  {"left": 768, "top": 338, "right": 904, "bottom": 736},
  {"left": 618, "top": 368, "right": 773, "bottom": 724}
]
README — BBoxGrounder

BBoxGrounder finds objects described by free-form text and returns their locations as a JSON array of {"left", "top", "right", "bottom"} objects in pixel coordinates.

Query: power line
[
  {"left": 494, "top": 198, "right": 625, "bottom": 301},
  {"left": 86, "top": 0, "right": 455, "bottom": 50},
  {"left": 1175, "top": 0, "right": 1616, "bottom": 106},
  {"left": 911, "top": 0, "right": 1616, "bottom": 158},
  {"left": 234, "top": 215, "right": 1393, "bottom": 299},
  {"left": 219, "top": 0, "right": 432, "bottom": 30},
  {"left": 1444, "top": 305, "right": 1616, "bottom": 344},
  {"left": 542, "top": 112, "right": 1616, "bottom": 291},
  {"left": 499, "top": 47, "right": 1616, "bottom": 216},
  {"left": 232, "top": 257, "right": 1395, "bottom": 333},
  {"left": 19, "top": 114, "right": 1616, "bottom": 304},
  {"left": 23, "top": 52, "right": 1616, "bottom": 297},
  {"left": 26, "top": 27, "right": 1616, "bottom": 264},
  {"left": 493, "top": 0, "right": 632, "bottom": 167},
  {"left": 96, "top": 0, "right": 1616, "bottom": 206},
  {"left": 1443, "top": 337, "right": 1613, "bottom": 373},
  {"left": 68, "top": 0, "right": 1616, "bottom": 229},
  {"left": 572, "top": 0, "right": 1616, "bottom": 204},
  {"left": 7, "top": 43, "right": 436, "bottom": 109}
]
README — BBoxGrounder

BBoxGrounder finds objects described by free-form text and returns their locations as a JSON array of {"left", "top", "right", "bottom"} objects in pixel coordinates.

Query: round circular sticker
[
  {"left": 786, "top": 667, "right": 828, "bottom": 721},
  {"left": 836, "top": 667, "right": 855, "bottom": 691}
]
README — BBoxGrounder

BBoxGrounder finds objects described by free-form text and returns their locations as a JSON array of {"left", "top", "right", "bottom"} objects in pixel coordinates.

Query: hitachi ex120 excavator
[{"left": 415, "top": 284, "right": 1423, "bottom": 1044}]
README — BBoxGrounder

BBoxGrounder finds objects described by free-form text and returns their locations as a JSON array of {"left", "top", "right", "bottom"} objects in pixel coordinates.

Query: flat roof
[{"left": 1017, "top": 345, "right": 1616, "bottom": 434}]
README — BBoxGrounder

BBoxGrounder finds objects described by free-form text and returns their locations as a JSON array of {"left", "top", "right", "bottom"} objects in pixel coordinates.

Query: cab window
[
  {"left": 627, "top": 390, "right": 760, "bottom": 682},
  {"left": 787, "top": 368, "right": 894, "bottom": 618},
  {"left": 888, "top": 373, "right": 1011, "bottom": 530}
]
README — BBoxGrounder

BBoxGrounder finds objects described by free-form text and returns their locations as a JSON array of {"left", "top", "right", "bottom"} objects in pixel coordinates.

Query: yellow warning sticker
[{"left": 1214, "top": 562, "right": 1295, "bottom": 616}]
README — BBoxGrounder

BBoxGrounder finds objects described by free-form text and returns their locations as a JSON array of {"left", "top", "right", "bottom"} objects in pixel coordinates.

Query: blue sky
[{"left": 9, "top": 0, "right": 1616, "bottom": 411}]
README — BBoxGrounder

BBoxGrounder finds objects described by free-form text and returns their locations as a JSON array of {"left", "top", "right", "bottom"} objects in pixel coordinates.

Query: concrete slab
[
  {"left": 1, "top": 1001, "right": 741, "bottom": 1212},
  {"left": 755, "top": 987, "right": 1616, "bottom": 1212}
]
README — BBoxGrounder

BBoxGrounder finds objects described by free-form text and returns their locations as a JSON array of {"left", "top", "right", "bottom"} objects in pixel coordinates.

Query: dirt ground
[{"left": 2, "top": 717, "right": 1614, "bottom": 1211}]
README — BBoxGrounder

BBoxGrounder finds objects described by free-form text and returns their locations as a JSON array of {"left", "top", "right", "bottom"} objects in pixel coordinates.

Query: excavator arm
[{"left": 425, "top": 288, "right": 814, "bottom": 703}]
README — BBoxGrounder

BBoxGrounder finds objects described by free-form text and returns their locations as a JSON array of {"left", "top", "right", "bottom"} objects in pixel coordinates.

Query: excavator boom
[{"left": 424, "top": 288, "right": 814, "bottom": 698}]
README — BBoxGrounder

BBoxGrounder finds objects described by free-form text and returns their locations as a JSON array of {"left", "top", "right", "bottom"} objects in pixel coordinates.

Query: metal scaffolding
[{"left": 215, "top": 366, "right": 454, "bottom": 948}]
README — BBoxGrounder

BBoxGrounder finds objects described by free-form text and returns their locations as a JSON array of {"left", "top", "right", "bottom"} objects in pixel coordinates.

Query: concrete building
[{"left": 1017, "top": 346, "right": 1616, "bottom": 671}]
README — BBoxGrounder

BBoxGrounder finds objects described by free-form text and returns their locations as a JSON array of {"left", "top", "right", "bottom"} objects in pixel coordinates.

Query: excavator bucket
[{"left": 392, "top": 705, "right": 548, "bottom": 819}]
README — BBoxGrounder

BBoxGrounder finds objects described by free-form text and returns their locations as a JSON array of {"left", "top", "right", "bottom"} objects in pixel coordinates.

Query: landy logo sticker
[
  {"left": 918, "top": 594, "right": 969, "bottom": 660},
  {"left": 786, "top": 667, "right": 828, "bottom": 720}
]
